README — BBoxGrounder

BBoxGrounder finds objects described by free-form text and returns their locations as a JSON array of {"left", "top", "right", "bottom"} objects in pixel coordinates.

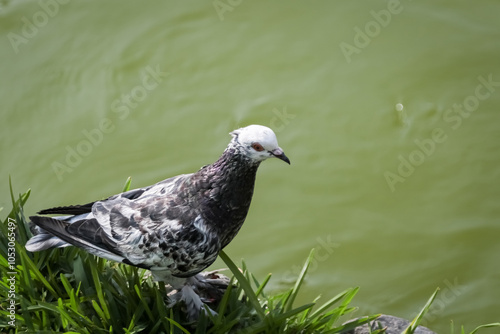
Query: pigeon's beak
[{"left": 271, "top": 148, "right": 290, "bottom": 165}]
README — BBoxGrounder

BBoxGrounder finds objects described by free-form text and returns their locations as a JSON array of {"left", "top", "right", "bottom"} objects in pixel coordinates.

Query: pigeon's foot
[
  {"left": 170, "top": 284, "right": 218, "bottom": 320},
  {"left": 166, "top": 269, "right": 230, "bottom": 320},
  {"left": 192, "top": 269, "right": 231, "bottom": 304}
]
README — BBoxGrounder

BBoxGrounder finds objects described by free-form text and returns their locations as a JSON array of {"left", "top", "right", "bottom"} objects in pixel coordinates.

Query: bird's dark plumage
[
  {"left": 26, "top": 124, "right": 290, "bottom": 317},
  {"left": 38, "top": 202, "right": 95, "bottom": 215}
]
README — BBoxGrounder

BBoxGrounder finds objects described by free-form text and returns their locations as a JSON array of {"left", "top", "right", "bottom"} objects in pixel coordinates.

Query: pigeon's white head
[{"left": 229, "top": 125, "right": 290, "bottom": 164}]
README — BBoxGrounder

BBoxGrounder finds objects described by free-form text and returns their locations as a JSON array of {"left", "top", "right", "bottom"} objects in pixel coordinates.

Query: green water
[{"left": 1, "top": 0, "right": 499, "bottom": 331}]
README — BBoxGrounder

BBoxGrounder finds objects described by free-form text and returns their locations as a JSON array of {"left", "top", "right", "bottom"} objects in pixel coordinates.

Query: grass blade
[
  {"left": 468, "top": 323, "right": 500, "bottom": 334},
  {"left": 219, "top": 250, "right": 265, "bottom": 319},
  {"left": 307, "top": 289, "right": 350, "bottom": 320},
  {"left": 254, "top": 273, "right": 271, "bottom": 298},
  {"left": 90, "top": 261, "right": 111, "bottom": 321},
  {"left": 403, "top": 288, "right": 439, "bottom": 334},
  {"left": 164, "top": 316, "right": 191, "bottom": 334},
  {"left": 122, "top": 177, "right": 132, "bottom": 192},
  {"left": 284, "top": 248, "right": 315, "bottom": 312}
]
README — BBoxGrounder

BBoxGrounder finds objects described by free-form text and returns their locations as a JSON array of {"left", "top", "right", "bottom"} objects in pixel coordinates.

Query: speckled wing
[
  {"left": 91, "top": 173, "right": 221, "bottom": 277},
  {"left": 29, "top": 173, "right": 221, "bottom": 278}
]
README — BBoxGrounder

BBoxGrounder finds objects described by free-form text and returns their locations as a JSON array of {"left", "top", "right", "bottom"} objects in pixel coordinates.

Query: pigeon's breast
[{"left": 196, "top": 153, "right": 260, "bottom": 248}]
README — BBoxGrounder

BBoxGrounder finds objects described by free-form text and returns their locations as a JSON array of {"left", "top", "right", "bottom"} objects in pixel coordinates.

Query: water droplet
[{"left": 395, "top": 103, "right": 408, "bottom": 126}]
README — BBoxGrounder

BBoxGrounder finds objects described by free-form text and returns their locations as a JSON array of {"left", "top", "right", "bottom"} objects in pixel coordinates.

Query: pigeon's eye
[{"left": 251, "top": 143, "right": 264, "bottom": 152}]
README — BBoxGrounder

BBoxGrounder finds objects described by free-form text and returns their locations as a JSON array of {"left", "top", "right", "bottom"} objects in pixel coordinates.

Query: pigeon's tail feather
[
  {"left": 25, "top": 225, "right": 71, "bottom": 251},
  {"left": 38, "top": 202, "right": 95, "bottom": 215},
  {"left": 27, "top": 216, "right": 126, "bottom": 263},
  {"left": 26, "top": 214, "right": 90, "bottom": 252}
]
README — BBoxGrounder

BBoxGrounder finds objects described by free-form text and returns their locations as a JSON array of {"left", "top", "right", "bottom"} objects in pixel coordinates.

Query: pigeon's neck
[
  {"left": 207, "top": 148, "right": 261, "bottom": 204},
  {"left": 211, "top": 147, "right": 261, "bottom": 173},
  {"left": 197, "top": 148, "right": 260, "bottom": 247}
]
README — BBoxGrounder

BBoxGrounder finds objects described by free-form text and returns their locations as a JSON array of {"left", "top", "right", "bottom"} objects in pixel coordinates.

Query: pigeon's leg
[
  {"left": 178, "top": 271, "right": 231, "bottom": 319},
  {"left": 151, "top": 270, "right": 217, "bottom": 320},
  {"left": 178, "top": 284, "right": 218, "bottom": 320},
  {"left": 189, "top": 270, "right": 231, "bottom": 304}
]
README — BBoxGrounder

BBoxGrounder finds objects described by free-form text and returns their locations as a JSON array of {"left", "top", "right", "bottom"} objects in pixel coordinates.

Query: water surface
[{"left": 1, "top": 1, "right": 499, "bottom": 331}]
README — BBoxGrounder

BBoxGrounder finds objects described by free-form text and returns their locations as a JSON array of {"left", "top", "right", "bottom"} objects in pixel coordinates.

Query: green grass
[
  {"left": 1, "top": 179, "right": 499, "bottom": 333},
  {"left": 403, "top": 289, "right": 499, "bottom": 334}
]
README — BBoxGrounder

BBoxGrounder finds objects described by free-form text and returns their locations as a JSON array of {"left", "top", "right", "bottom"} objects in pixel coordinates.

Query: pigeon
[{"left": 26, "top": 124, "right": 290, "bottom": 319}]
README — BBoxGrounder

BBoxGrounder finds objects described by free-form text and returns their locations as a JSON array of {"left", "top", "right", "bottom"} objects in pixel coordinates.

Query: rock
[{"left": 344, "top": 314, "right": 437, "bottom": 334}]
